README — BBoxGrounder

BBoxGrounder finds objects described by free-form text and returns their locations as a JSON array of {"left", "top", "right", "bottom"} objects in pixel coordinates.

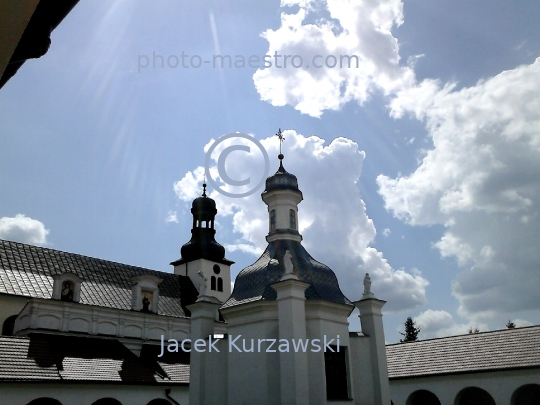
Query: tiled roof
[
  {"left": 386, "top": 325, "right": 540, "bottom": 379},
  {"left": 0, "top": 334, "right": 189, "bottom": 384},
  {"left": 0, "top": 239, "right": 196, "bottom": 317},
  {"left": 140, "top": 344, "right": 190, "bottom": 383},
  {"left": 222, "top": 239, "right": 351, "bottom": 309}
]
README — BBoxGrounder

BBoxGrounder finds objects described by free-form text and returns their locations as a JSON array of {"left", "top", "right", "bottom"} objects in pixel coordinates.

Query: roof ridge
[{"left": 386, "top": 324, "right": 540, "bottom": 346}]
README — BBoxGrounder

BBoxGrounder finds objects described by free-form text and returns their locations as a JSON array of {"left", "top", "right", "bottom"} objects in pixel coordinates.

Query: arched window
[
  {"left": 289, "top": 209, "right": 296, "bottom": 230},
  {"left": 211, "top": 276, "right": 216, "bottom": 290},
  {"left": 270, "top": 210, "right": 276, "bottom": 231},
  {"left": 2, "top": 314, "right": 18, "bottom": 336},
  {"left": 512, "top": 384, "right": 540, "bottom": 405},
  {"left": 406, "top": 389, "right": 441, "bottom": 405},
  {"left": 456, "top": 387, "right": 495, "bottom": 405},
  {"left": 91, "top": 399, "right": 123, "bottom": 405},
  {"left": 147, "top": 400, "right": 172, "bottom": 405},
  {"left": 27, "top": 399, "right": 62, "bottom": 405},
  {"left": 217, "top": 277, "right": 223, "bottom": 292}
]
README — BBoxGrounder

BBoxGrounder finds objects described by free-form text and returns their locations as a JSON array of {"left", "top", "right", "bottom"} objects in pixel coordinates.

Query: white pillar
[
  {"left": 187, "top": 299, "right": 221, "bottom": 405},
  {"left": 272, "top": 278, "right": 310, "bottom": 405},
  {"left": 354, "top": 297, "right": 391, "bottom": 405}
]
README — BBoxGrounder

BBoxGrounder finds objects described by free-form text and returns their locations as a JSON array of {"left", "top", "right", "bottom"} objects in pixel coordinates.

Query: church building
[{"left": 0, "top": 153, "right": 391, "bottom": 405}]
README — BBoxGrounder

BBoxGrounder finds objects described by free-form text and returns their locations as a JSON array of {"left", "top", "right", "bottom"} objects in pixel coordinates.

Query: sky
[{"left": 1, "top": 0, "right": 540, "bottom": 343}]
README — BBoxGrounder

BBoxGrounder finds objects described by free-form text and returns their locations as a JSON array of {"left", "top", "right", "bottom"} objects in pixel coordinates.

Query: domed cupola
[
  {"left": 173, "top": 184, "right": 232, "bottom": 265},
  {"left": 222, "top": 130, "right": 350, "bottom": 309},
  {"left": 263, "top": 154, "right": 301, "bottom": 193}
]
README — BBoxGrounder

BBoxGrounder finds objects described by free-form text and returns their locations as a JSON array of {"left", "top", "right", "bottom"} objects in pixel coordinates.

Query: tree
[
  {"left": 400, "top": 317, "right": 421, "bottom": 342},
  {"left": 468, "top": 327, "right": 480, "bottom": 334},
  {"left": 506, "top": 320, "right": 516, "bottom": 329}
]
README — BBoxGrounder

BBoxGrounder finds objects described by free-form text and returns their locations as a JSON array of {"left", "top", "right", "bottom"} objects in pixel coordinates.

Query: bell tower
[{"left": 171, "top": 183, "right": 234, "bottom": 302}]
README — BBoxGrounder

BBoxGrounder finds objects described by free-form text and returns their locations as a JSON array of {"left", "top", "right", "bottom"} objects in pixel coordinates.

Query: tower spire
[
  {"left": 276, "top": 128, "right": 286, "bottom": 170},
  {"left": 276, "top": 128, "right": 285, "bottom": 155},
  {"left": 202, "top": 172, "right": 207, "bottom": 197}
]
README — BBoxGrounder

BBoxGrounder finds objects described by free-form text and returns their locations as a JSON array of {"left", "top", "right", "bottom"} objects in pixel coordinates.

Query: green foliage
[
  {"left": 468, "top": 327, "right": 480, "bottom": 334},
  {"left": 400, "top": 317, "right": 420, "bottom": 342}
]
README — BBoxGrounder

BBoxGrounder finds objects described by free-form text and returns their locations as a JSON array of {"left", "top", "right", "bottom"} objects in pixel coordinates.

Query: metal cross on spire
[
  {"left": 202, "top": 173, "right": 207, "bottom": 197},
  {"left": 276, "top": 128, "right": 285, "bottom": 156}
]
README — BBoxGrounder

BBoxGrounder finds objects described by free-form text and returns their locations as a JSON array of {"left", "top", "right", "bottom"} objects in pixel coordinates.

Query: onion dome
[
  {"left": 263, "top": 154, "right": 300, "bottom": 194},
  {"left": 171, "top": 184, "right": 233, "bottom": 266},
  {"left": 191, "top": 184, "right": 217, "bottom": 221}
]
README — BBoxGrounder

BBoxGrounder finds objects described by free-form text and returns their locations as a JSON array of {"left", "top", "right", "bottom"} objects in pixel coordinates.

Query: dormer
[
  {"left": 131, "top": 274, "right": 162, "bottom": 313},
  {"left": 52, "top": 272, "right": 84, "bottom": 303}
]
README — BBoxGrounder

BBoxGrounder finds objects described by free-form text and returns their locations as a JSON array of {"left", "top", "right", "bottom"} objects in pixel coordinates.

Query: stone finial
[
  {"left": 362, "top": 273, "right": 375, "bottom": 299},
  {"left": 281, "top": 250, "right": 298, "bottom": 280}
]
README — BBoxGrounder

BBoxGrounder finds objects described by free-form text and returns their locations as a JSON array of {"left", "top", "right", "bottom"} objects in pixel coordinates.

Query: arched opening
[
  {"left": 512, "top": 384, "right": 540, "bottom": 405},
  {"left": 91, "top": 399, "right": 123, "bottom": 405},
  {"left": 27, "top": 399, "right": 62, "bottom": 405},
  {"left": 2, "top": 314, "right": 18, "bottom": 336},
  {"left": 407, "top": 390, "right": 441, "bottom": 405},
  {"left": 211, "top": 276, "right": 216, "bottom": 290},
  {"left": 217, "top": 277, "right": 223, "bottom": 292},
  {"left": 147, "top": 400, "right": 172, "bottom": 405},
  {"left": 455, "top": 387, "right": 495, "bottom": 405}
]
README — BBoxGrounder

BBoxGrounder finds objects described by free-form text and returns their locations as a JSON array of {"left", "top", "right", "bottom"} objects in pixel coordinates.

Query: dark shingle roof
[
  {"left": 222, "top": 239, "right": 351, "bottom": 309},
  {"left": 263, "top": 160, "right": 301, "bottom": 193},
  {"left": 0, "top": 334, "right": 189, "bottom": 384},
  {"left": 0, "top": 239, "right": 195, "bottom": 317},
  {"left": 386, "top": 325, "right": 540, "bottom": 379}
]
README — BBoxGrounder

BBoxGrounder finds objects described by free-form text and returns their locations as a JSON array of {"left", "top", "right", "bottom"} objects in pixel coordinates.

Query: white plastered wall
[{"left": 174, "top": 259, "right": 231, "bottom": 302}]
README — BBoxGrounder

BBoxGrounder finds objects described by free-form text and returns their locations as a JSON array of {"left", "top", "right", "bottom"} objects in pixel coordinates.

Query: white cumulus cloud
[
  {"left": 173, "top": 130, "right": 428, "bottom": 311},
  {"left": 0, "top": 214, "right": 49, "bottom": 245},
  {"left": 253, "top": 0, "right": 415, "bottom": 117},
  {"left": 165, "top": 211, "right": 178, "bottom": 223},
  {"left": 378, "top": 58, "right": 540, "bottom": 322}
]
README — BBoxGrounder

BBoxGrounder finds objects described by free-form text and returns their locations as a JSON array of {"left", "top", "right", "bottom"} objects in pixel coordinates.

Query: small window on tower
[
  {"left": 217, "top": 277, "right": 223, "bottom": 292},
  {"left": 211, "top": 276, "right": 217, "bottom": 290},
  {"left": 289, "top": 209, "right": 296, "bottom": 230},
  {"left": 270, "top": 210, "right": 276, "bottom": 231}
]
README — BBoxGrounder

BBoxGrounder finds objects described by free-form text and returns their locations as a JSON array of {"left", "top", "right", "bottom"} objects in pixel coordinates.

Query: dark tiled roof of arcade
[
  {"left": 0, "top": 334, "right": 189, "bottom": 384},
  {"left": 386, "top": 325, "right": 540, "bottom": 379},
  {"left": 0, "top": 239, "right": 195, "bottom": 317},
  {"left": 222, "top": 239, "right": 351, "bottom": 309}
]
